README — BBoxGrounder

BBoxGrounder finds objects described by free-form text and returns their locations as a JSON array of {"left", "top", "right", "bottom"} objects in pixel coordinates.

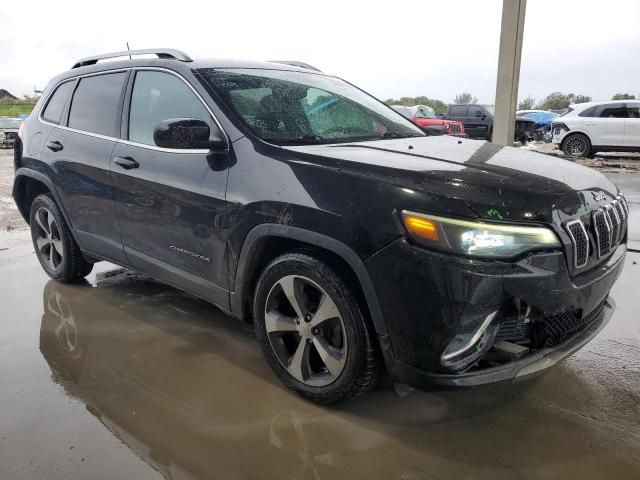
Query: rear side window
[
  {"left": 448, "top": 105, "right": 467, "bottom": 116},
  {"left": 627, "top": 103, "right": 640, "bottom": 118},
  {"left": 596, "top": 104, "right": 626, "bottom": 118},
  {"left": 128, "top": 71, "right": 211, "bottom": 146},
  {"left": 41, "top": 81, "right": 75, "bottom": 124},
  {"left": 68, "top": 72, "right": 127, "bottom": 137}
]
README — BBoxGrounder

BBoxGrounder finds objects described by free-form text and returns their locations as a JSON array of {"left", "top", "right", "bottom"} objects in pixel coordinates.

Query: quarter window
[
  {"left": 128, "top": 71, "right": 212, "bottom": 146},
  {"left": 42, "top": 81, "right": 75, "bottom": 125},
  {"left": 68, "top": 72, "right": 127, "bottom": 136},
  {"left": 578, "top": 106, "right": 597, "bottom": 117}
]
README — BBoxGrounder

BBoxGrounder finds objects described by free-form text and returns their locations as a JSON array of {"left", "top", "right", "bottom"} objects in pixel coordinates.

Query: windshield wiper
[
  {"left": 263, "top": 135, "right": 327, "bottom": 146},
  {"left": 378, "top": 132, "right": 421, "bottom": 139}
]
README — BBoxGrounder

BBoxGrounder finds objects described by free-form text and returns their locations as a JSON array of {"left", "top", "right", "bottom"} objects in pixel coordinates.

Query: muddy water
[{"left": 0, "top": 251, "right": 639, "bottom": 480}]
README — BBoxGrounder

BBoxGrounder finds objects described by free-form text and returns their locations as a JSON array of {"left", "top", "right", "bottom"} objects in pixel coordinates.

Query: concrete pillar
[{"left": 493, "top": 0, "right": 527, "bottom": 146}]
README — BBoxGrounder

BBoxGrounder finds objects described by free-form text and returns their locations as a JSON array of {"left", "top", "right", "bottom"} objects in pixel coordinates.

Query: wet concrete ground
[{"left": 0, "top": 163, "right": 639, "bottom": 479}]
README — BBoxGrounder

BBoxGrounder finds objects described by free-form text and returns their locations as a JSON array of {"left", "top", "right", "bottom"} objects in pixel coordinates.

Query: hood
[{"left": 282, "top": 136, "right": 618, "bottom": 224}]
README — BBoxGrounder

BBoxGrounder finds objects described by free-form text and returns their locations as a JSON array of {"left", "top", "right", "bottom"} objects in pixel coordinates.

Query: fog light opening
[{"left": 441, "top": 311, "right": 499, "bottom": 372}]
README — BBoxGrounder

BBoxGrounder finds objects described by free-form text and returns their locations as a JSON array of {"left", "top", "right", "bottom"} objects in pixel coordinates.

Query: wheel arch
[
  {"left": 230, "top": 224, "right": 388, "bottom": 337},
  {"left": 12, "top": 169, "right": 80, "bottom": 244}
]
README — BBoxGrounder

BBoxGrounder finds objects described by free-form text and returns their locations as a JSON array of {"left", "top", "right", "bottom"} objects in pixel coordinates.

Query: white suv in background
[{"left": 552, "top": 100, "right": 640, "bottom": 157}]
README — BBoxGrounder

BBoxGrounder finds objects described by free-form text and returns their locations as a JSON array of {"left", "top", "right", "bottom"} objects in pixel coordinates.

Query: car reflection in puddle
[{"left": 38, "top": 268, "right": 640, "bottom": 480}]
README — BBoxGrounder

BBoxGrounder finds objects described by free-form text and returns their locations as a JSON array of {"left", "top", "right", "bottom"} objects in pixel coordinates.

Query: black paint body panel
[{"left": 12, "top": 57, "right": 626, "bottom": 389}]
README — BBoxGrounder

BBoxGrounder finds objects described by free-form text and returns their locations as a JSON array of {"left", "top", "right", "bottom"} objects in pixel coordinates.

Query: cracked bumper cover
[{"left": 365, "top": 238, "right": 625, "bottom": 389}]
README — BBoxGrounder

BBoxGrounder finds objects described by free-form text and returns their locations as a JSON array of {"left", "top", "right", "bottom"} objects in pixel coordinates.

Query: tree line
[{"left": 385, "top": 92, "right": 637, "bottom": 114}]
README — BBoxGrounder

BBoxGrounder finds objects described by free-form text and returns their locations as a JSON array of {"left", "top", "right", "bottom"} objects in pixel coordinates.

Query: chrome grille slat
[
  {"left": 566, "top": 220, "right": 589, "bottom": 268},
  {"left": 620, "top": 195, "right": 629, "bottom": 216},
  {"left": 592, "top": 209, "right": 611, "bottom": 257},
  {"left": 565, "top": 194, "right": 627, "bottom": 269},
  {"left": 613, "top": 201, "right": 626, "bottom": 243},
  {"left": 606, "top": 205, "right": 619, "bottom": 247}
]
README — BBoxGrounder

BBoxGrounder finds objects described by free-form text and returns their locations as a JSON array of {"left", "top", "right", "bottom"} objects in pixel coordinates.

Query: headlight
[{"left": 401, "top": 210, "right": 560, "bottom": 258}]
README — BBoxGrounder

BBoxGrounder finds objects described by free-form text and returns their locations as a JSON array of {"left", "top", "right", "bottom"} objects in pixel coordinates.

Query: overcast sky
[{"left": 1, "top": 0, "right": 638, "bottom": 104}]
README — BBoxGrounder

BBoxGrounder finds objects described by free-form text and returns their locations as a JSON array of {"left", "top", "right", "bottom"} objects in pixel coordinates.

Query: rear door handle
[
  {"left": 46, "top": 140, "right": 63, "bottom": 152},
  {"left": 113, "top": 156, "right": 139, "bottom": 170}
]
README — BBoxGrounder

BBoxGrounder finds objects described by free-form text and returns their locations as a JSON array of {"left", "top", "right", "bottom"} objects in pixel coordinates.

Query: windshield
[
  {"left": 0, "top": 118, "right": 21, "bottom": 129},
  {"left": 415, "top": 106, "right": 436, "bottom": 119},
  {"left": 199, "top": 68, "right": 424, "bottom": 145}
]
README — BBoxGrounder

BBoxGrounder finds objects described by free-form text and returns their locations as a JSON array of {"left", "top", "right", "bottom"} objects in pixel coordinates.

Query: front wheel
[
  {"left": 253, "top": 252, "right": 378, "bottom": 404},
  {"left": 30, "top": 194, "right": 93, "bottom": 282},
  {"left": 562, "top": 133, "right": 591, "bottom": 158}
]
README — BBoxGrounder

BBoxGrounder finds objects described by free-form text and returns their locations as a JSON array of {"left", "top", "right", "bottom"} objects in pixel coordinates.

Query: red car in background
[{"left": 391, "top": 105, "right": 466, "bottom": 136}]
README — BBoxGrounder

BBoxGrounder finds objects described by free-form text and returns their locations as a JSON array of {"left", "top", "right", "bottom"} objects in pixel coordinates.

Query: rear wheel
[
  {"left": 562, "top": 133, "right": 591, "bottom": 158},
  {"left": 30, "top": 194, "right": 93, "bottom": 282},
  {"left": 254, "top": 252, "right": 378, "bottom": 404}
]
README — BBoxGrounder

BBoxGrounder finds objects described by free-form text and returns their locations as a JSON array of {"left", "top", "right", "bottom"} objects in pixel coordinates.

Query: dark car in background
[
  {"left": 390, "top": 105, "right": 466, "bottom": 136},
  {"left": 13, "top": 49, "right": 626, "bottom": 404},
  {"left": 0, "top": 116, "right": 22, "bottom": 148},
  {"left": 445, "top": 104, "right": 536, "bottom": 143}
]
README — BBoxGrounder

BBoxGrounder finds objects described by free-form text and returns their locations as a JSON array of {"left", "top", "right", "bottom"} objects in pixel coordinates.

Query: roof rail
[
  {"left": 72, "top": 48, "right": 192, "bottom": 69},
  {"left": 268, "top": 60, "right": 322, "bottom": 72}
]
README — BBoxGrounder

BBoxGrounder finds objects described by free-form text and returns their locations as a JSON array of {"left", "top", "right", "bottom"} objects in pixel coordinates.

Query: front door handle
[
  {"left": 114, "top": 156, "right": 139, "bottom": 170},
  {"left": 46, "top": 140, "right": 63, "bottom": 152}
]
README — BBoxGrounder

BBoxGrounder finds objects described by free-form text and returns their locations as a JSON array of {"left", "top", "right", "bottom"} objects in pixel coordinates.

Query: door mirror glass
[{"left": 154, "top": 118, "right": 213, "bottom": 149}]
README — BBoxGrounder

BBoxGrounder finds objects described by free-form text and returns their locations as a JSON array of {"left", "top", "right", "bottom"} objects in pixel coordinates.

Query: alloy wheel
[
  {"left": 564, "top": 135, "right": 588, "bottom": 157},
  {"left": 34, "top": 207, "right": 64, "bottom": 271},
  {"left": 265, "top": 275, "right": 347, "bottom": 387}
]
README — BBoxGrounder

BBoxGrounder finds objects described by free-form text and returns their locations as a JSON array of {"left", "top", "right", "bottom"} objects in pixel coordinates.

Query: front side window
[
  {"left": 467, "top": 105, "right": 484, "bottom": 118},
  {"left": 42, "top": 81, "right": 75, "bottom": 125},
  {"left": 199, "top": 68, "right": 423, "bottom": 145},
  {"left": 68, "top": 72, "right": 127, "bottom": 136},
  {"left": 128, "top": 71, "right": 212, "bottom": 146}
]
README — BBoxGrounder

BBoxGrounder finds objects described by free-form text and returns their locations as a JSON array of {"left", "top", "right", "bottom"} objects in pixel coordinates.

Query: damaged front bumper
[
  {"left": 365, "top": 237, "right": 625, "bottom": 389},
  {"left": 380, "top": 296, "right": 614, "bottom": 388}
]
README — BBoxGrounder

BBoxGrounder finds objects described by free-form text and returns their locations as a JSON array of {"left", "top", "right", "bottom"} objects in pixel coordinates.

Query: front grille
[
  {"left": 536, "top": 299, "right": 607, "bottom": 347},
  {"left": 565, "top": 194, "right": 627, "bottom": 268},
  {"left": 449, "top": 124, "right": 462, "bottom": 134},
  {"left": 495, "top": 299, "right": 607, "bottom": 348}
]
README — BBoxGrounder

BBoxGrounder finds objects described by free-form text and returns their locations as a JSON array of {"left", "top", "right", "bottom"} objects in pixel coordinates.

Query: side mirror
[{"left": 153, "top": 118, "right": 226, "bottom": 150}]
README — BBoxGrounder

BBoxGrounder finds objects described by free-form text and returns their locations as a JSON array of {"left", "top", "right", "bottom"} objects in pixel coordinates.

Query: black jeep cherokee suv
[{"left": 13, "top": 49, "right": 627, "bottom": 404}]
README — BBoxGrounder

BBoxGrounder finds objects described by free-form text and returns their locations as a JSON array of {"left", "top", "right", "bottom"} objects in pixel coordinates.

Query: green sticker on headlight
[{"left": 487, "top": 208, "right": 504, "bottom": 220}]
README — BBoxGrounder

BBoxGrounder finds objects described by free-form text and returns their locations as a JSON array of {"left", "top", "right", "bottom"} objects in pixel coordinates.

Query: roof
[
  {"left": 569, "top": 99, "right": 634, "bottom": 110},
  {"left": 66, "top": 49, "right": 323, "bottom": 76}
]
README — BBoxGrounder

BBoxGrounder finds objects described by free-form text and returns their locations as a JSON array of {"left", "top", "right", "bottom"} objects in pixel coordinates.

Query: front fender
[{"left": 229, "top": 224, "right": 388, "bottom": 337}]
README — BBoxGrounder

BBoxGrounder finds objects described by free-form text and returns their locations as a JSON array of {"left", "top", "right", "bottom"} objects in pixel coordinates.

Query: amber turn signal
[{"left": 402, "top": 214, "right": 439, "bottom": 241}]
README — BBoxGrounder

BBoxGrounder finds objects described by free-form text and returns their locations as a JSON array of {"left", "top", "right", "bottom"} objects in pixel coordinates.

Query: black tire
[
  {"left": 253, "top": 252, "right": 378, "bottom": 404},
  {"left": 562, "top": 133, "right": 591, "bottom": 158},
  {"left": 30, "top": 194, "right": 93, "bottom": 282}
]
